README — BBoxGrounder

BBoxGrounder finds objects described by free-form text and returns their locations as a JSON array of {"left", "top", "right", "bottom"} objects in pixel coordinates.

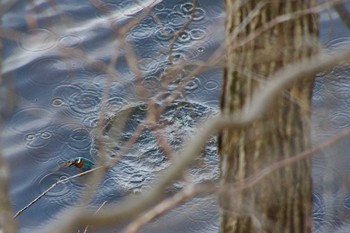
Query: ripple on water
[
  {"left": 103, "top": 96, "right": 128, "bottom": 114},
  {"left": 203, "top": 80, "right": 220, "bottom": 91},
  {"left": 178, "top": 30, "right": 191, "bottom": 43},
  {"left": 180, "top": 2, "right": 194, "bottom": 14},
  {"left": 178, "top": 3, "right": 206, "bottom": 21},
  {"left": 330, "top": 113, "right": 350, "bottom": 129},
  {"left": 70, "top": 90, "right": 101, "bottom": 114},
  {"left": 10, "top": 107, "right": 53, "bottom": 133},
  {"left": 52, "top": 84, "right": 83, "bottom": 103},
  {"left": 127, "top": 23, "right": 156, "bottom": 40},
  {"left": 184, "top": 77, "right": 201, "bottom": 92},
  {"left": 37, "top": 171, "right": 81, "bottom": 207},
  {"left": 18, "top": 28, "right": 57, "bottom": 52},
  {"left": 168, "top": 12, "right": 187, "bottom": 27},
  {"left": 50, "top": 97, "right": 65, "bottom": 107},
  {"left": 28, "top": 58, "right": 70, "bottom": 85},
  {"left": 155, "top": 26, "right": 175, "bottom": 41},
  {"left": 192, "top": 7, "right": 206, "bottom": 21},
  {"left": 24, "top": 131, "right": 52, "bottom": 149},
  {"left": 58, "top": 35, "right": 82, "bottom": 48},
  {"left": 54, "top": 124, "right": 91, "bottom": 151},
  {"left": 190, "top": 28, "right": 206, "bottom": 40}
]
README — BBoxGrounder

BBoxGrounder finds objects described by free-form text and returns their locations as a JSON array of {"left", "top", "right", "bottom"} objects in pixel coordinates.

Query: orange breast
[{"left": 75, "top": 162, "right": 83, "bottom": 168}]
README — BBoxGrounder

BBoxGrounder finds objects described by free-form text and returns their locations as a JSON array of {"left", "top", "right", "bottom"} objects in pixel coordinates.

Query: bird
[{"left": 59, "top": 157, "right": 95, "bottom": 172}]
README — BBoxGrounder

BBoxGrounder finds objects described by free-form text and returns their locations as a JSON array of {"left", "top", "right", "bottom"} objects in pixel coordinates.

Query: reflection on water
[{"left": 1, "top": 0, "right": 350, "bottom": 232}]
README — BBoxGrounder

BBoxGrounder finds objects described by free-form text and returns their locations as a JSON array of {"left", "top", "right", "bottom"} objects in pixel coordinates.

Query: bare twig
[{"left": 13, "top": 166, "right": 103, "bottom": 219}]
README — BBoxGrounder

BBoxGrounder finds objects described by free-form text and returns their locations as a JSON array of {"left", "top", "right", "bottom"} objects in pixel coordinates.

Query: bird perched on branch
[{"left": 59, "top": 157, "right": 95, "bottom": 172}]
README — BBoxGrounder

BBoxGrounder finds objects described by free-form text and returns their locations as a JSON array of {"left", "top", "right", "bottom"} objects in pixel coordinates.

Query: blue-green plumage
[{"left": 60, "top": 157, "right": 95, "bottom": 172}]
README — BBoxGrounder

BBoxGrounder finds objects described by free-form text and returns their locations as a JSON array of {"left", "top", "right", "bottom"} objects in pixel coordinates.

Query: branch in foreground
[
  {"left": 122, "top": 183, "right": 216, "bottom": 233},
  {"left": 47, "top": 47, "right": 350, "bottom": 233},
  {"left": 82, "top": 201, "right": 107, "bottom": 233},
  {"left": 0, "top": 11, "right": 18, "bottom": 233},
  {"left": 334, "top": 1, "right": 350, "bottom": 30},
  {"left": 0, "top": 155, "right": 17, "bottom": 233}
]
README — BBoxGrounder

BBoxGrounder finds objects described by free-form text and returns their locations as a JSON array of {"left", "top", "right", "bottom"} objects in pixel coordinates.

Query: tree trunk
[{"left": 219, "top": 1, "right": 319, "bottom": 233}]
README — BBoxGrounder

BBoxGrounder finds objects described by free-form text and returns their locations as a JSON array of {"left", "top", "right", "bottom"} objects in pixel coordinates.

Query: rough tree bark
[{"left": 219, "top": 1, "right": 319, "bottom": 233}]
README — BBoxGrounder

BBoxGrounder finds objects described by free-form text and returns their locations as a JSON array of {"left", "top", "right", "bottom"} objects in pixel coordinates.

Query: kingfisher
[{"left": 59, "top": 157, "right": 95, "bottom": 172}]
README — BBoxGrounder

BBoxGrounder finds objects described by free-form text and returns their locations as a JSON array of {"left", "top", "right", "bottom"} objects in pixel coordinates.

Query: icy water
[{"left": 1, "top": 1, "right": 350, "bottom": 233}]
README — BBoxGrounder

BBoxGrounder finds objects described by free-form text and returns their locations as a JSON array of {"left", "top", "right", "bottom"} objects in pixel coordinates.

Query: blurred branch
[
  {"left": 0, "top": 10, "right": 18, "bottom": 232},
  {"left": 334, "top": 1, "right": 350, "bottom": 30},
  {"left": 82, "top": 201, "right": 107, "bottom": 233},
  {"left": 122, "top": 183, "right": 215, "bottom": 233},
  {"left": 0, "top": 155, "right": 17, "bottom": 233},
  {"left": 46, "top": 46, "right": 350, "bottom": 233}
]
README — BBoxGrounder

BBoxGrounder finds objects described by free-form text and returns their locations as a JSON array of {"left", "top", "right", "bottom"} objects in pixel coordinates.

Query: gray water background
[{"left": 1, "top": 0, "right": 350, "bottom": 232}]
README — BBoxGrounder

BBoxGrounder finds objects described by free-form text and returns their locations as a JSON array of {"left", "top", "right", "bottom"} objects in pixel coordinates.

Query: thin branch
[
  {"left": 47, "top": 46, "right": 350, "bottom": 233},
  {"left": 13, "top": 166, "right": 103, "bottom": 219}
]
